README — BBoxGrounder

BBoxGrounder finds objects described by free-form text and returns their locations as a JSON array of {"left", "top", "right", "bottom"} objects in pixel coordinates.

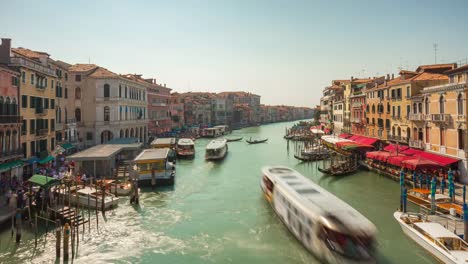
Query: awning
[
  {"left": 387, "top": 155, "right": 413, "bottom": 166},
  {"left": 339, "top": 133, "right": 352, "bottom": 139},
  {"left": 38, "top": 155, "right": 55, "bottom": 165},
  {"left": 402, "top": 158, "right": 441, "bottom": 170},
  {"left": 400, "top": 148, "right": 423, "bottom": 156},
  {"left": 348, "top": 135, "right": 362, "bottom": 141},
  {"left": 418, "top": 152, "right": 459, "bottom": 167},
  {"left": 61, "top": 143, "right": 75, "bottom": 150},
  {"left": 383, "top": 144, "right": 409, "bottom": 153},
  {"left": 28, "top": 174, "right": 60, "bottom": 189},
  {"left": 358, "top": 137, "right": 379, "bottom": 145},
  {"left": 0, "top": 160, "right": 23, "bottom": 173}
]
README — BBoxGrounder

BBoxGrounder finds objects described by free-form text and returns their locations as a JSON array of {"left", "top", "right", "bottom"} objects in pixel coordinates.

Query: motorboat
[
  {"left": 176, "top": 138, "right": 195, "bottom": 158},
  {"left": 205, "top": 139, "right": 228, "bottom": 160},
  {"left": 226, "top": 137, "right": 243, "bottom": 142},
  {"left": 133, "top": 148, "right": 176, "bottom": 186},
  {"left": 394, "top": 211, "right": 468, "bottom": 264},
  {"left": 58, "top": 186, "right": 119, "bottom": 210},
  {"left": 261, "top": 166, "right": 377, "bottom": 263}
]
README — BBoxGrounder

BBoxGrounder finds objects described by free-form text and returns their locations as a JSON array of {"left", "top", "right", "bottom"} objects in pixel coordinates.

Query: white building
[{"left": 68, "top": 64, "right": 148, "bottom": 147}]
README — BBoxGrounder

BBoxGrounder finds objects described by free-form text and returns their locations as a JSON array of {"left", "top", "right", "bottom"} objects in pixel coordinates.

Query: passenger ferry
[
  {"left": 150, "top": 138, "right": 176, "bottom": 149},
  {"left": 200, "top": 127, "right": 224, "bottom": 138},
  {"left": 133, "top": 148, "right": 175, "bottom": 186},
  {"left": 205, "top": 139, "right": 228, "bottom": 160},
  {"left": 176, "top": 138, "right": 195, "bottom": 158},
  {"left": 260, "top": 166, "right": 377, "bottom": 263}
]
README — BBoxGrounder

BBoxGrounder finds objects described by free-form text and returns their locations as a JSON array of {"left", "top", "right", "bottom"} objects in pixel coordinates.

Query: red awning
[
  {"left": 348, "top": 135, "right": 362, "bottom": 141},
  {"left": 387, "top": 155, "right": 413, "bottom": 166},
  {"left": 383, "top": 144, "right": 409, "bottom": 153},
  {"left": 339, "top": 133, "right": 352, "bottom": 139},
  {"left": 418, "top": 152, "right": 459, "bottom": 167},
  {"left": 360, "top": 137, "right": 379, "bottom": 145},
  {"left": 402, "top": 158, "right": 441, "bottom": 170},
  {"left": 400, "top": 148, "right": 423, "bottom": 156}
]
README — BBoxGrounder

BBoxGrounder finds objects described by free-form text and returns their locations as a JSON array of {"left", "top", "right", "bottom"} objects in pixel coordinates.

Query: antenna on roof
[
  {"left": 88, "top": 57, "right": 91, "bottom": 64},
  {"left": 433, "top": 43, "right": 438, "bottom": 64}
]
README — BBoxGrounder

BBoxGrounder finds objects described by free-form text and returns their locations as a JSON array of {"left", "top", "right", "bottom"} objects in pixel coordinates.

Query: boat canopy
[
  {"left": 151, "top": 138, "right": 176, "bottom": 146},
  {"left": 414, "top": 222, "right": 459, "bottom": 239},
  {"left": 206, "top": 139, "right": 227, "bottom": 150},
  {"left": 177, "top": 138, "right": 195, "bottom": 146},
  {"left": 134, "top": 149, "right": 170, "bottom": 161},
  {"left": 28, "top": 174, "right": 60, "bottom": 189}
]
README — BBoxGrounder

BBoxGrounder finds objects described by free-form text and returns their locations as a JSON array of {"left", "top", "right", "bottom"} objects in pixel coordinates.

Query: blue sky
[{"left": 1, "top": 0, "right": 468, "bottom": 106}]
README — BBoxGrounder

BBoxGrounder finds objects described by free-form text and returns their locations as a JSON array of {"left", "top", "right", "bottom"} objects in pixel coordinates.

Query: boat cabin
[
  {"left": 213, "top": 125, "right": 229, "bottom": 135},
  {"left": 413, "top": 222, "right": 468, "bottom": 251},
  {"left": 200, "top": 127, "right": 223, "bottom": 138},
  {"left": 133, "top": 148, "right": 175, "bottom": 185},
  {"left": 150, "top": 138, "right": 176, "bottom": 149}
]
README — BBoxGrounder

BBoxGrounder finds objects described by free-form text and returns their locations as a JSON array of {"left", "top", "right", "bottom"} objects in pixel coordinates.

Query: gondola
[
  {"left": 318, "top": 166, "right": 358, "bottom": 176},
  {"left": 246, "top": 138, "right": 268, "bottom": 144},
  {"left": 294, "top": 154, "right": 329, "bottom": 161},
  {"left": 226, "top": 137, "right": 243, "bottom": 142}
]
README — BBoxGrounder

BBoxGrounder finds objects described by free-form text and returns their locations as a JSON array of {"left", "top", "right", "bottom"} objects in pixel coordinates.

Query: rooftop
[
  {"left": 67, "top": 143, "right": 142, "bottom": 160},
  {"left": 134, "top": 148, "right": 170, "bottom": 161},
  {"left": 68, "top": 64, "right": 98, "bottom": 72},
  {"left": 12, "top": 48, "right": 49, "bottom": 59}
]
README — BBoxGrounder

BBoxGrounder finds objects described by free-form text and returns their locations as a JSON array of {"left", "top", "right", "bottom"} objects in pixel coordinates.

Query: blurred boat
[
  {"left": 261, "top": 166, "right": 377, "bottom": 263},
  {"left": 206, "top": 139, "right": 228, "bottom": 160},
  {"left": 226, "top": 137, "right": 243, "bottom": 142},
  {"left": 176, "top": 138, "right": 195, "bottom": 158},
  {"left": 247, "top": 138, "right": 268, "bottom": 144}
]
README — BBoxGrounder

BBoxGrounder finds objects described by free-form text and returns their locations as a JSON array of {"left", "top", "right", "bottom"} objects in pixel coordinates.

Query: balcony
[
  {"left": 456, "top": 115, "right": 466, "bottom": 123},
  {"left": 388, "top": 135, "right": 408, "bottom": 143},
  {"left": 409, "top": 139, "right": 425, "bottom": 149},
  {"left": 35, "top": 108, "right": 48, "bottom": 116},
  {"left": 36, "top": 128, "right": 48, "bottom": 137},
  {"left": 0, "top": 149, "right": 24, "bottom": 161},
  {"left": 0, "top": 115, "right": 21, "bottom": 124},
  {"left": 36, "top": 83, "right": 47, "bottom": 91},
  {"left": 10, "top": 57, "right": 56, "bottom": 76},
  {"left": 352, "top": 102, "right": 363, "bottom": 108},
  {"left": 430, "top": 114, "right": 451, "bottom": 123},
  {"left": 408, "top": 113, "right": 426, "bottom": 121},
  {"left": 351, "top": 118, "right": 362, "bottom": 123},
  {"left": 151, "top": 102, "right": 167, "bottom": 107}
]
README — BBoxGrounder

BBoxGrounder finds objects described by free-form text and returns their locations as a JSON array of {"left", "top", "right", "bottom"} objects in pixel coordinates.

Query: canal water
[{"left": 0, "top": 120, "right": 438, "bottom": 263}]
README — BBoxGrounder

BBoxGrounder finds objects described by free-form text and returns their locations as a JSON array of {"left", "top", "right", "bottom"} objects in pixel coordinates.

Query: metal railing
[
  {"left": 36, "top": 128, "right": 48, "bottom": 136},
  {"left": 408, "top": 113, "right": 425, "bottom": 121},
  {"left": 409, "top": 139, "right": 425, "bottom": 149},
  {"left": 10, "top": 57, "right": 56, "bottom": 76},
  {"left": 431, "top": 114, "right": 451, "bottom": 122}
]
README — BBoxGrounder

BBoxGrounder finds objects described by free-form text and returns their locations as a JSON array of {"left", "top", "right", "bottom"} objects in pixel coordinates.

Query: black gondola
[
  {"left": 226, "top": 137, "right": 243, "bottom": 142},
  {"left": 246, "top": 138, "right": 268, "bottom": 144},
  {"left": 318, "top": 166, "right": 358, "bottom": 176}
]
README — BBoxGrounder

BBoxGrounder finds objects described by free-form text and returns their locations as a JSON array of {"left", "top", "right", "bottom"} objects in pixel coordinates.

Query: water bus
[
  {"left": 205, "top": 139, "right": 228, "bottom": 160},
  {"left": 150, "top": 138, "right": 176, "bottom": 149},
  {"left": 58, "top": 186, "right": 119, "bottom": 210},
  {"left": 394, "top": 211, "right": 468, "bottom": 264},
  {"left": 133, "top": 148, "right": 175, "bottom": 186},
  {"left": 176, "top": 138, "right": 195, "bottom": 158},
  {"left": 200, "top": 127, "right": 224, "bottom": 138},
  {"left": 260, "top": 166, "right": 377, "bottom": 263}
]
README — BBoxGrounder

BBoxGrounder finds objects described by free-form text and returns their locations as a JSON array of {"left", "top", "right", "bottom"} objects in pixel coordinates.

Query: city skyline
[{"left": 1, "top": 0, "right": 468, "bottom": 107}]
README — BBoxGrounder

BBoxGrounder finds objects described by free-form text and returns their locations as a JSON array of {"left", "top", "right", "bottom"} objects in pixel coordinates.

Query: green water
[{"left": 0, "top": 120, "right": 438, "bottom": 263}]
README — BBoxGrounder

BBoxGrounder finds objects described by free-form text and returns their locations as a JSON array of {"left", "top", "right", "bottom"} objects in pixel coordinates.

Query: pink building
[{"left": 146, "top": 80, "right": 172, "bottom": 136}]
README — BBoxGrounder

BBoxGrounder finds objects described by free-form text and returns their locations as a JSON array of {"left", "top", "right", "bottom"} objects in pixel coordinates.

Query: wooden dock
[{"left": 52, "top": 206, "right": 89, "bottom": 227}]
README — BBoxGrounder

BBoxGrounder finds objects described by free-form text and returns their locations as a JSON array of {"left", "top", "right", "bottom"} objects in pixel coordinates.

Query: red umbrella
[{"left": 402, "top": 158, "right": 440, "bottom": 170}]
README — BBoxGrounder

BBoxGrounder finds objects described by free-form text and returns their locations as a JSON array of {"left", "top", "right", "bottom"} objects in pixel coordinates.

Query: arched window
[
  {"left": 56, "top": 107, "right": 61, "bottom": 122},
  {"left": 458, "top": 94, "right": 463, "bottom": 115},
  {"left": 119, "top": 85, "right": 122, "bottom": 98},
  {"left": 120, "top": 129, "right": 124, "bottom": 138},
  {"left": 5, "top": 97, "right": 11, "bottom": 115},
  {"left": 366, "top": 104, "right": 369, "bottom": 112},
  {"left": 104, "top": 84, "right": 110, "bottom": 98},
  {"left": 372, "top": 104, "right": 375, "bottom": 113},
  {"left": 104, "top": 106, "right": 110, "bottom": 121},
  {"left": 439, "top": 95, "right": 444, "bottom": 114},
  {"left": 397, "top": 127, "right": 401, "bottom": 137},
  {"left": 418, "top": 103, "right": 422, "bottom": 113},
  {"left": 75, "top": 87, "right": 81, "bottom": 99},
  {"left": 413, "top": 103, "right": 417, "bottom": 114},
  {"left": 372, "top": 118, "right": 375, "bottom": 125},
  {"left": 12, "top": 97, "right": 17, "bottom": 115},
  {"left": 125, "top": 86, "right": 128, "bottom": 98},
  {"left": 425, "top": 97, "right": 430, "bottom": 114},
  {"left": 75, "top": 108, "right": 81, "bottom": 122},
  {"left": 387, "top": 102, "right": 390, "bottom": 113}
]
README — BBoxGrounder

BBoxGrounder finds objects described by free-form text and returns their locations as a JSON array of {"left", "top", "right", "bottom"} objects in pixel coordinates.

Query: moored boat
[
  {"left": 261, "top": 166, "right": 377, "bottom": 263},
  {"left": 407, "top": 188, "right": 463, "bottom": 216},
  {"left": 246, "top": 138, "right": 268, "bottom": 144},
  {"left": 226, "top": 137, "right": 243, "bottom": 142},
  {"left": 176, "top": 138, "right": 195, "bottom": 158},
  {"left": 58, "top": 186, "right": 119, "bottom": 210},
  {"left": 394, "top": 211, "right": 468, "bottom": 264},
  {"left": 133, "top": 148, "right": 176, "bottom": 186},
  {"left": 205, "top": 139, "right": 228, "bottom": 160},
  {"left": 95, "top": 179, "right": 132, "bottom": 196}
]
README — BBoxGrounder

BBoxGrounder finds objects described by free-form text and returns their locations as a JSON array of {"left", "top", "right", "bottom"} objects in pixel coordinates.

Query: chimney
[
  {"left": 0, "top": 38, "right": 12, "bottom": 64},
  {"left": 391, "top": 73, "right": 394, "bottom": 79},
  {"left": 164, "top": 83, "right": 166, "bottom": 87},
  {"left": 350, "top": 76, "right": 354, "bottom": 81},
  {"left": 386, "top": 74, "right": 390, "bottom": 81}
]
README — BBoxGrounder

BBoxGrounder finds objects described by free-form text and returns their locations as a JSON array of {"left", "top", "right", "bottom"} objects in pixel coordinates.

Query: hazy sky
[{"left": 1, "top": 0, "right": 468, "bottom": 107}]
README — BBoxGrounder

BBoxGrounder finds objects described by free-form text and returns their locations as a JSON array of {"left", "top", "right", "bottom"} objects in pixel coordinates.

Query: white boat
[
  {"left": 95, "top": 179, "right": 132, "bottom": 196},
  {"left": 200, "top": 127, "right": 224, "bottom": 138},
  {"left": 176, "top": 138, "right": 195, "bottom": 158},
  {"left": 261, "top": 166, "right": 377, "bottom": 264},
  {"left": 205, "top": 139, "right": 228, "bottom": 160},
  {"left": 58, "top": 186, "right": 119, "bottom": 210},
  {"left": 394, "top": 211, "right": 468, "bottom": 264},
  {"left": 133, "top": 148, "right": 175, "bottom": 186}
]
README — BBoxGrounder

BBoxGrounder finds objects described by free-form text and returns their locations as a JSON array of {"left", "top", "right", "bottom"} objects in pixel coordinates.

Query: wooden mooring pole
[
  {"left": 56, "top": 220, "right": 61, "bottom": 259},
  {"left": 63, "top": 223, "right": 70, "bottom": 261}
]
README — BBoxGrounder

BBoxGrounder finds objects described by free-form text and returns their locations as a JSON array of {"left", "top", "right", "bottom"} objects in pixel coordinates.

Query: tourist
[{"left": 81, "top": 173, "right": 88, "bottom": 184}]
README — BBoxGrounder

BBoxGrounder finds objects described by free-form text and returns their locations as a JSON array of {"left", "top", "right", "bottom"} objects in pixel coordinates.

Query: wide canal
[{"left": 0, "top": 120, "right": 438, "bottom": 263}]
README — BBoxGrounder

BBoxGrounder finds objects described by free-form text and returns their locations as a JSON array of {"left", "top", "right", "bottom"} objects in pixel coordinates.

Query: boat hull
[
  {"left": 394, "top": 211, "right": 457, "bottom": 264},
  {"left": 177, "top": 152, "right": 195, "bottom": 159}
]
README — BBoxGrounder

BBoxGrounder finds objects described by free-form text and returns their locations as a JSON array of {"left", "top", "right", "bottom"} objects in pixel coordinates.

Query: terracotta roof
[
  {"left": 416, "top": 63, "right": 456, "bottom": 73},
  {"left": 49, "top": 59, "right": 72, "bottom": 70},
  {"left": 412, "top": 72, "right": 448, "bottom": 81},
  {"left": 88, "top": 67, "right": 118, "bottom": 78},
  {"left": 352, "top": 78, "right": 373, "bottom": 84},
  {"left": 12, "top": 48, "right": 49, "bottom": 59},
  {"left": 218, "top": 91, "right": 260, "bottom": 97},
  {"left": 445, "top": 64, "right": 468, "bottom": 75},
  {"left": 69, "top": 64, "right": 98, "bottom": 72},
  {"left": 399, "top": 70, "right": 417, "bottom": 75}
]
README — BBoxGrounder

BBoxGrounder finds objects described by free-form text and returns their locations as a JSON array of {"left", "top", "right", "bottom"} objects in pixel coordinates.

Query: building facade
[
  {"left": 68, "top": 64, "right": 148, "bottom": 146},
  {"left": 146, "top": 80, "right": 171, "bottom": 136}
]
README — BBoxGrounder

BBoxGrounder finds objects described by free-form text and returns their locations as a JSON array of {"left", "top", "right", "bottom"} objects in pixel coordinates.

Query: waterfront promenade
[{"left": 0, "top": 120, "right": 438, "bottom": 263}]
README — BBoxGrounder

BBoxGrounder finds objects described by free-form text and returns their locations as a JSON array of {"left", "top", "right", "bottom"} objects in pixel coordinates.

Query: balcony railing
[
  {"left": 408, "top": 113, "right": 425, "bottom": 121},
  {"left": 456, "top": 115, "right": 466, "bottom": 123},
  {"left": 10, "top": 57, "right": 56, "bottom": 76},
  {"left": 388, "top": 135, "right": 408, "bottom": 143},
  {"left": 0, "top": 149, "right": 24, "bottom": 160},
  {"left": 409, "top": 139, "right": 425, "bottom": 149},
  {"left": 0, "top": 115, "right": 21, "bottom": 124},
  {"left": 351, "top": 118, "right": 362, "bottom": 123},
  {"left": 36, "top": 128, "right": 48, "bottom": 136},
  {"left": 431, "top": 114, "right": 451, "bottom": 123}
]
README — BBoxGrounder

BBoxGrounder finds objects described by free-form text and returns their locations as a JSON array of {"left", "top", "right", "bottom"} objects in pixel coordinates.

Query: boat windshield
[
  {"left": 207, "top": 149, "right": 221, "bottom": 155},
  {"left": 319, "top": 225, "right": 375, "bottom": 260},
  {"left": 178, "top": 145, "right": 194, "bottom": 150}
]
